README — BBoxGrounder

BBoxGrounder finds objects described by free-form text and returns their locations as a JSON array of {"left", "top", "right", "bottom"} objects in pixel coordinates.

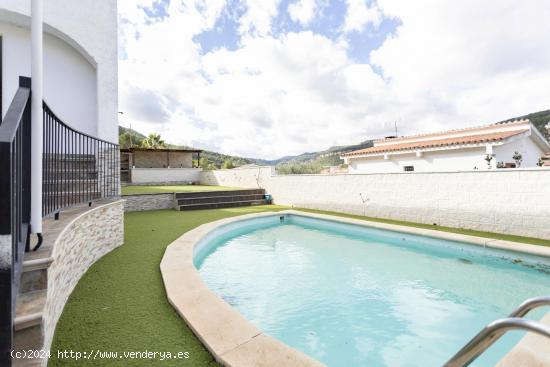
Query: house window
[{"left": 403, "top": 166, "right": 414, "bottom": 172}]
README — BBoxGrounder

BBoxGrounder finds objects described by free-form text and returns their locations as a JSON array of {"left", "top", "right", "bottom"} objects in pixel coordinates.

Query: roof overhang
[
  {"left": 340, "top": 132, "right": 535, "bottom": 161},
  {"left": 529, "top": 125, "right": 550, "bottom": 152}
]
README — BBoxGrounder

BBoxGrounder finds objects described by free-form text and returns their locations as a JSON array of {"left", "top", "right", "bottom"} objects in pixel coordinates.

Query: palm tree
[{"left": 140, "top": 133, "right": 166, "bottom": 149}]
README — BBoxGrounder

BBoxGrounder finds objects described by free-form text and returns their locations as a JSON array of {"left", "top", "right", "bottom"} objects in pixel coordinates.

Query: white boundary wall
[
  {"left": 131, "top": 168, "right": 201, "bottom": 184},
  {"left": 201, "top": 167, "right": 550, "bottom": 240}
]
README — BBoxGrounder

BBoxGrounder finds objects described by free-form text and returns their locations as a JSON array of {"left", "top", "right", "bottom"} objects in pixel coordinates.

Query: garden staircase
[{"left": 175, "top": 189, "right": 270, "bottom": 210}]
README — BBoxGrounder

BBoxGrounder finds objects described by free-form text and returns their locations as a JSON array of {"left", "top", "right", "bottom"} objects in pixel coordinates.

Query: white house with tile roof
[{"left": 342, "top": 120, "right": 550, "bottom": 173}]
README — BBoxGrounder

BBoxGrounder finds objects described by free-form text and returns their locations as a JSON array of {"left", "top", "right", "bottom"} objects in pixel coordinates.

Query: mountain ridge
[{"left": 119, "top": 109, "right": 550, "bottom": 169}]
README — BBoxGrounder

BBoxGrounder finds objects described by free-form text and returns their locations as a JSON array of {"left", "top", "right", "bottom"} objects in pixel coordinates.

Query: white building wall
[
  {"left": 349, "top": 147, "right": 488, "bottom": 173},
  {"left": 0, "top": 0, "right": 118, "bottom": 143},
  {"left": 131, "top": 168, "right": 202, "bottom": 184},
  {"left": 200, "top": 167, "right": 550, "bottom": 240},
  {"left": 494, "top": 135, "right": 545, "bottom": 167},
  {"left": 1, "top": 22, "right": 97, "bottom": 136}
]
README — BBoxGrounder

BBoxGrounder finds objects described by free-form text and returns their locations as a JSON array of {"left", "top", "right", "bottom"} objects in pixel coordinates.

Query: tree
[
  {"left": 512, "top": 151, "right": 523, "bottom": 167},
  {"left": 140, "top": 133, "right": 166, "bottom": 149},
  {"left": 222, "top": 159, "right": 235, "bottom": 169},
  {"left": 199, "top": 156, "right": 216, "bottom": 170},
  {"left": 119, "top": 130, "right": 141, "bottom": 149}
]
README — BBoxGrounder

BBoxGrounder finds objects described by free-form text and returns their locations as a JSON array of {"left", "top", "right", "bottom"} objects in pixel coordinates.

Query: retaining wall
[
  {"left": 43, "top": 199, "right": 124, "bottom": 351},
  {"left": 200, "top": 167, "right": 550, "bottom": 240},
  {"left": 123, "top": 193, "right": 174, "bottom": 212}
]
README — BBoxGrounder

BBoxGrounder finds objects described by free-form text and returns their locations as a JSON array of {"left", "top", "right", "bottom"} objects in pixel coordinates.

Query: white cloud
[
  {"left": 288, "top": 0, "right": 318, "bottom": 26},
  {"left": 118, "top": 0, "right": 550, "bottom": 159},
  {"left": 342, "top": 0, "right": 382, "bottom": 33},
  {"left": 238, "top": 0, "right": 281, "bottom": 36}
]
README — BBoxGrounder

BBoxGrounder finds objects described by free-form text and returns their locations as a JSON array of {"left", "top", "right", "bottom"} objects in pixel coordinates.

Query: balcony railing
[
  {"left": 0, "top": 76, "right": 119, "bottom": 365},
  {"left": 0, "top": 77, "right": 32, "bottom": 366},
  {"left": 42, "top": 103, "right": 119, "bottom": 218}
]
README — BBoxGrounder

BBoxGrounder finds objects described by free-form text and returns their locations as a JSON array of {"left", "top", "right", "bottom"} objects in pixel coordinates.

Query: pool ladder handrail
[{"left": 443, "top": 296, "right": 550, "bottom": 367}]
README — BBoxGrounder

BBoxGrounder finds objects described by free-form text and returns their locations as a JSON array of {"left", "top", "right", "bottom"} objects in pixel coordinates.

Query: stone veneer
[
  {"left": 42, "top": 200, "right": 124, "bottom": 351},
  {"left": 123, "top": 193, "right": 174, "bottom": 212},
  {"left": 200, "top": 167, "right": 550, "bottom": 240}
]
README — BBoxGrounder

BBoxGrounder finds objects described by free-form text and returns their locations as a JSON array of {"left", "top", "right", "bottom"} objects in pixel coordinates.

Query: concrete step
[
  {"left": 43, "top": 170, "right": 98, "bottom": 180},
  {"left": 43, "top": 179, "right": 99, "bottom": 191},
  {"left": 43, "top": 153, "right": 95, "bottom": 159},
  {"left": 44, "top": 190, "right": 101, "bottom": 197},
  {"left": 20, "top": 257, "right": 54, "bottom": 293},
  {"left": 14, "top": 290, "right": 46, "bottom": 351},
  {"left": 177, "top": 193, "right": 266, "bottom": 206},
  {"left": 175, "top": 188, "right": 265, "bottom": 199},
  {"left": 178, "top": 199, "right": 270, "bottom": 211}
]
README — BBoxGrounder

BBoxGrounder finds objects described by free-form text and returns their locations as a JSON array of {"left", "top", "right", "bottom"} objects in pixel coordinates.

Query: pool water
[{"left": 194, "top": 215, "right": 550, "bottom": 367}]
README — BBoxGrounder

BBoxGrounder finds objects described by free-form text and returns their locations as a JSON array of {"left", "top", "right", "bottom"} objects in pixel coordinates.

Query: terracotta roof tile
[{"left": 342, "top": 129, "right": 528, "bottom": 157}]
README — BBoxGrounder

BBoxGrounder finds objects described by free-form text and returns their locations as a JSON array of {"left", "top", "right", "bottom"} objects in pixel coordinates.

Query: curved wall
[
  {"left": 0, "top": 0, "right": 118, "bottom": 143},
  {"left": 1, "top": 22, "right": 98, "bottom": 136},
  {"left": 42, "top": 200, "right": 124, "bottom": 352}
]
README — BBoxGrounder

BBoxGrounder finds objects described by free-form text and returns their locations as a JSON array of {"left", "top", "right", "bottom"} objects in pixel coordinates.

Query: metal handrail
[
  {"left": 42, "top": 101, "right": 119, "bottom": 218},
  {"left": 444, "top": 296, "right": 550, "bottom": 367},
  {"left": 0, "top": 76, "right": 32, "bottom": 367},
  {"left": 508, "top": 296, "right": 550, "bottom": 318}
]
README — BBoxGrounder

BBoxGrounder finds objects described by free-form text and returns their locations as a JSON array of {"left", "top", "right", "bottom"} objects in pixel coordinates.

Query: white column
[{"left": 30, "top": 0, "right": 43, "bottom": 234}]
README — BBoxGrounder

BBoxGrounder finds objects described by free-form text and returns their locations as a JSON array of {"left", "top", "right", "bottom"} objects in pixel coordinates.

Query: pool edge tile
[{"left": 220, "top": 333, "right": 325, "bottom": 367}]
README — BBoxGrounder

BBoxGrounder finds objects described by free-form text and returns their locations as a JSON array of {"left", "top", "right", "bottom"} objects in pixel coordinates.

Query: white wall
[
  {"left": 131, "top": 168, "right": 201, "bottom": 184},
  {"left": 348, "top": 136, "right": 548, "bottom": 174},
  {"left": 1, "top": 22, "right": 98, "bottom": 136},
  {"left": 0, "top": 0, "right": 118, "bottom": 143},
  {"left": 349, "top": 147, "right": 489, "bottom": 173},
  {"left": 201, "top": 167, "right": 550, "bottom": 240},
  {"left": 494, "top": 134, "right": 545, "bottom": 167}
]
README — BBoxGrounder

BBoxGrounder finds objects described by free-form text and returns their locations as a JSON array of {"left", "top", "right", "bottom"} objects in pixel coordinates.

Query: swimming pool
[{"left": 193, "top": 213, "right": 550, "bottom": 367}]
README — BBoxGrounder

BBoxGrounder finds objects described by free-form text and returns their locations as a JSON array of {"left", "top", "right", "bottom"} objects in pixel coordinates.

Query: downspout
[{"left": 30, "top": 0, "right": 43, "bottom": 239}]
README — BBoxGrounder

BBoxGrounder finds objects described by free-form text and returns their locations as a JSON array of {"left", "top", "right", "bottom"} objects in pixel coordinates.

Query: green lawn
[
  {"left": 49, "top": 205, "right": 288, "bottom": 366},
  {"left": 50, "top": 204, "right": 549, "bottom": 366},
  {"left": 121, "top": 185, "right": 240, "bottom": 195}
]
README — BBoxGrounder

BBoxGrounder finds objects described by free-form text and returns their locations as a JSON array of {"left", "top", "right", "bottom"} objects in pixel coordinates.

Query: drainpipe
[{"left": 30, "top": 0, "right": 43, "bottom": 236}]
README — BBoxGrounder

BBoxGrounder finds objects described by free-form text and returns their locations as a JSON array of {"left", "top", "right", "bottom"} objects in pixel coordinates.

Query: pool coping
[{"left": 160, "top": 209, "right": 550, "bottom": 367}]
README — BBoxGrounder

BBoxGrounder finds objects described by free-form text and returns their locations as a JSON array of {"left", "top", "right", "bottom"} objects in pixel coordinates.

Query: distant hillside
[
  {"left": 498, "top": 109, "right": 550, "bottom": 139},
  {"left": 118, "top": 108, "right": 549, "bottom": 171}
]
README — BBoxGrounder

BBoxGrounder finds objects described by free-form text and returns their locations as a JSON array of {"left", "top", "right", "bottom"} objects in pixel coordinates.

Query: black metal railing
[
  {"left": 0, "top": 77, "right": 32, "bottom": 366},
  {"left": 42, "top": 102, "right": 119, "bottom": 217}
]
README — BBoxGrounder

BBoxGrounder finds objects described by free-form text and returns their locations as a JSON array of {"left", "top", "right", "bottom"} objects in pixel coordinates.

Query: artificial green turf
[
  {"left": 49, "top": 205, "right": 288, "bottom": 367},
  {"left": 121, "top": 185, "right": 240, "bottom": 196},
  {"left": 295, "top": 208, "right": 550, "bottom": 247},
  {"left": 50, "top": 204, "right": 549, "bottom": 366}
]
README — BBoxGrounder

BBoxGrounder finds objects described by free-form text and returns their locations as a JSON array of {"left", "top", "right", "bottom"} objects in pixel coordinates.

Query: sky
[{"left": 118, "top": 0, "right": 550, "bottom": 159}]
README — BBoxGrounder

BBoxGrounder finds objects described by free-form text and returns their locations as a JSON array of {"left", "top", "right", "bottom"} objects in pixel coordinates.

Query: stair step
[
  {"left": 43, "top": 179, "right": 98, "bottom": 183},
  {"left": 22, "top": 257, "right": 54, "bottom": 272},
  {"left": 44, "top": 191, "right": 101, "bottom": 196},
  {"left": 20, "top": 259, "right": 52, "bottom": 293},
  {"left": 15, "top": 290, "right": 47, "bottom": 331},
  {"left": 177, "top": 194, "right": 266, "bottom": 206},
  {"left": 179, "top": 199, "right": 270, "bottom": 211},
  {"left": 175, "top": 189, "right": 265, "bottom": 199}
]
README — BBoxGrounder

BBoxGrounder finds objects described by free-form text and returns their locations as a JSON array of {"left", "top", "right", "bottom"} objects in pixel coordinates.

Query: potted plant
[
  {"left": 512, "top": 151, "right": 523, "bottom": 167},
  {"left": 484, "top": 154, "right": 494, "bottom": 169}
]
